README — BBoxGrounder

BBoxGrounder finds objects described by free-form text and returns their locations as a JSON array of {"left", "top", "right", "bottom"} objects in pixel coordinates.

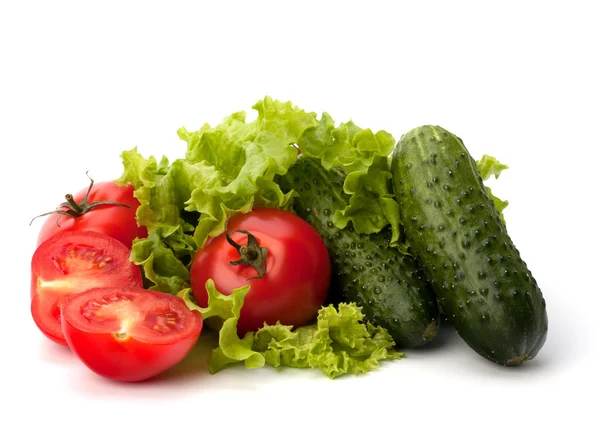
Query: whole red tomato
[
  {"left": 32, "top": 174, "right": 147, "bottom": 249},
  {"left": 190, "top": 208, "right": 331, "bottom": 336}
]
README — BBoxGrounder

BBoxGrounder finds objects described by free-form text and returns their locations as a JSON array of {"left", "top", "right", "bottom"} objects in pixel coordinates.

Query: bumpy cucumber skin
[
  {"left": 279, "top": 156, "right": 439, "bottom": 348},
  {"left": 391, "top": 125, "right": 548, "bottom": 365}
]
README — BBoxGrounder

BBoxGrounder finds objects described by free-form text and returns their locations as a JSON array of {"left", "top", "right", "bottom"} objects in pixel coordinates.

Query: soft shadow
[
  {"left": 37, "top": 338, "right": 79, "bottom": 365},
  {"left": 401, "top": 320, "right": 459, "bottom": 356},
  {"left": 469, "top": 347, "right": 555, "bottom": 377},
  {"left": 66, "top": 331, "right": 270, "bottom": 397},
  {"left": 151, "top": 331, "right": 218, "bottom": 383}
]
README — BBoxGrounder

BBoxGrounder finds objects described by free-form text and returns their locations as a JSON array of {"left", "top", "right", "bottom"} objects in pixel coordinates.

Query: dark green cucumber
[
  {"left": 279, "top": 156, "right": 439, "bottom": 348},
  {"left": 391, "top": 125, "right": 548, "bottom": 365}
]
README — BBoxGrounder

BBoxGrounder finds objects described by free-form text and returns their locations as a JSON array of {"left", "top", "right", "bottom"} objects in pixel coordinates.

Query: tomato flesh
[
  {"left": 61, "top": 286, "right": 203, "bottom": 382},
  {"left": 190, "top": 208, "right": 331, "bottom": 336},
  {"left": 30, "top": 230, "right": 144, "bottom": 346}
]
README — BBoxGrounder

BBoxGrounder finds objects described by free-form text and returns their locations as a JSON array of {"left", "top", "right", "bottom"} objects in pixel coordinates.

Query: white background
[{"left": 1, "top": 1, "right": 598, "bottom": 432}]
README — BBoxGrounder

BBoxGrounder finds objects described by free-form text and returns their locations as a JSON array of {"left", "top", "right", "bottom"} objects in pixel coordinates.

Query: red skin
[
  {"left": 61, "top": 286, "right": 202, "bottom": 382},
  {"left": 35, "top": 181, "right": 147, "bottom": 249},
  {"left": 30, "top": 231, "right": 144, "bottom": 346},
  {"left": 190, "top": 208, "right": 331, "bottom": 336},
  {"left": 30, "top": 180, "right": 147, "bottom": 346}
]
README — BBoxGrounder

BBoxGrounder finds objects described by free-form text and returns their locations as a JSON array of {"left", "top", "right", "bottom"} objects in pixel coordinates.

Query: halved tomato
[
  {"left": 61, "top": 286, "right": 202, "bottom": 382},
  {"left": 30, "top": 230, "right": 144, "bottom": 346}
]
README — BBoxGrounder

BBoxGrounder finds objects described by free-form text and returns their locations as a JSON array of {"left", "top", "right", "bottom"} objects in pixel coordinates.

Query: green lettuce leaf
[
  {"left": 298, "top": 113, "right": 401, "bottom": 245},
  {"left": 178, "top": 282, "right": 265, "bottom": 373},
  {"left": 116, "top": 149, "right": 200, "bottom": 293},
  {"left": 115, "top": 97, "right": 319, "bottom": 293},
  {"left": 332, "top": 156, "right": 404, "bottom": 249},
  {"left": 298, "top": 113, "right": 395, "bottom": 172},
  {"left": 476, "top": 154, "right": 510, "bottom": 222},
  {"left": 179, "top": 283, "right": 403, "bottom": 379},
  {"left": 254, "top": 303, "right": 404, "bottom": 379},
  {"left": 478, "top": 154, "right": 509, "bottom": 180},
  {"left": 116, "top": 97, "right": 406, "bottom": 293},
  {"left": 178, "top": 97, "right": 318, "bottom": 250}
]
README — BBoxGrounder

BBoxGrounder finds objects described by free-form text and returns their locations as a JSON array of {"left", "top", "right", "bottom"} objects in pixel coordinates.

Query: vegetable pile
[{"left": 29, "top": 96, "right": 548, "bottom": 382}]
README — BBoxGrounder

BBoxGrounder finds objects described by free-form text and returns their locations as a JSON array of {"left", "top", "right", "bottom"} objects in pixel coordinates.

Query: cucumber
[
  {"left": 390, "top": 125, "right": 548, "bottom": 365},
  {"left": 279, "top": 156, "right": 439, "bottom": 348}
]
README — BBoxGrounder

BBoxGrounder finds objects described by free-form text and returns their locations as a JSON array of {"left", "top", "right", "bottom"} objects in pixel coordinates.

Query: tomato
[
  {"left": 190, "top": 208, "right": 331, "bottom": 336},
  {"left": 61, "top": 286, "right": 202, "bottom": 382},
  {"left": 33, "top": 175, "right": 147, "bottom": 249},
  {"left": 31, "top": 230, "right": 144, "bottom": 346}
]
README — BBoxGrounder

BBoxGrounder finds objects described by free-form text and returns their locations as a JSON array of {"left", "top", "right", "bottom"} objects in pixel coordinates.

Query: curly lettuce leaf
[
  {"left": 476, "top": 154, "right": 510, "bottom": 222},
  {"left": 116, "top": 97, "right": 319, "bottom": 293},
  {"left": 178, "top": 282, "right": 265, "bottom": 373},
  {"left": 116, "top": 149, "right": 202, "bottom": 293},
  {"left": 332, "top": 156, "right": 404, "bottom": 249},
  {"left": 254, "top": 303, "right": 404, "bottom": 379},
  {"left": 179, "top": 284, "right": 403, "bottom": 379},
  {"left": 298, "top": 113, "right": 401, "bottom": 245},
  {"left": 298, "top": 113, "right": 394, "bottom": 172},
  {"left": 178, "top": 97, "right": 318, "bottom": 250},
  {"left": 478, "top": 154, "right": 509, "bottom": 180}
]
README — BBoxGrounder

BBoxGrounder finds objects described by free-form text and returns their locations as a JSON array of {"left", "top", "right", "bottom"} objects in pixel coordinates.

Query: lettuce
[
  {"left": 178, "top": 281, "right": 403, "bottom": 379},
  {"left": 298, "top": 114, "right": 402, "bottom": 246},
  {"left": 116, "top": 97, "right": 404, "bottom": 294},
  {"left": 253, "top": 303, "right": 404, "bottom": 379},
  {"left": 476, "top": 154, "right": 510, "bottom": 222},
  {"left": 178, "top": 282, "right": 265, "bottom": 373},
  {"left": 116, "top": 97, "right": 318, "bottom": 293},
  {"left": 177, "top": 99, "right": 317, "bottom": 249},
  {"left": 331, "top": 157, "right": 405, "bottom": 251},
  {"left": 111, "top": 97, "right": 511, "bottom": 379}
]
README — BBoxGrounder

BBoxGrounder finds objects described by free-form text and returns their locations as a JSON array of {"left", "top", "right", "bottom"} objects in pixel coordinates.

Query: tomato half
[
  {"left": 61, "top": 286, "right": 202, "bottom": 382},
  {"left": 34, "top": 177, "right": 147, "bottom": 249},
  {"left": 31, "top": 230, "right": 144, "bottom": 346},
  {"left": 190, "top": 208, "right": 331, "bottom": 336}
]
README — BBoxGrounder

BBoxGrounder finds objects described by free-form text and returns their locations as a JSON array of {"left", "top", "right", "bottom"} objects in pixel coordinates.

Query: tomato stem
[
  {"left": 65, "top": 193, "right": 83, "bottom": 213},
  {"left": 226, "top": 229, "right": 268, "bottom": 280},
  {"left": 29, "top": 171, "right": 132, "bottom": 228}
]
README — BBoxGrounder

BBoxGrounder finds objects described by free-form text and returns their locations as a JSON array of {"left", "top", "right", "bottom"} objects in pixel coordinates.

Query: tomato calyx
[
  {"left": 225, "top": 229, "right": 268, "bottom": 280},
  {"left": 29, "top": 171, "right": 132, "bottom": 228}
]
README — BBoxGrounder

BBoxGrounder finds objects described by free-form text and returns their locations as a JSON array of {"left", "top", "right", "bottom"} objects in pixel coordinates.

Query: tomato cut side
[
  {"left": 61, "top": 286, "right": 203, "bottom": 382},
  {"left": 30, "top": 230, "right": 144, "bottom": 346}
]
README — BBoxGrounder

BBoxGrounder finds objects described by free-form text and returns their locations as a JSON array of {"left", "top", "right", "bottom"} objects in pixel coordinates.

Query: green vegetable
[
  {"left": 178, "top": 281, "right": 403, "bottom": 379},
  {"left": 296, "top": 113, "right": 403, "bottom": 246},
  {"left": 116, "top": 97, "right": 402, "bottom": 294},
  {"left": 278, "top": 155, "right": 439, "bottom": 347},
  {"left": 254, "top": 303, "right": 404, "bottom": 378},
  {"left": 113, "top": 96, "right": 540, "bottom": 375},
  {"left": 390, "top": 125, "right": 548, "bottom": 366},
  {"left": 476, "top": 154, "right": 510, "bottom": 222},
  {"left": 116, "top": 97, "right": 319, "bottom": 294},
  {"left": 178, "top": 281, "right": 265, "bottom": 372},
  {"left": 113, "top": 96, "right": 412, "bottom": 378}
]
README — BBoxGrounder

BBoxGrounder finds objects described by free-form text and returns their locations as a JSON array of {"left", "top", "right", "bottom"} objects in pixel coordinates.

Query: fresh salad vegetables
[
  {"left": 28, "top": 96, "right": 547, "bottom": 382},
  {"left": 115, "top": 98, "right": 403, "bottom": 295},
  {"left": 278, "top": 155, "right": 440, "bottom": 348},
  {"left": 179, "top": 283, "right": 402, "bottom": 379}
]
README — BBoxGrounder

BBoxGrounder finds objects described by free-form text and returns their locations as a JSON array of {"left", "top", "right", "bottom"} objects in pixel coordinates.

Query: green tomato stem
[{"left": 226, "top": 229, "right": 268, "bottom": 280}]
